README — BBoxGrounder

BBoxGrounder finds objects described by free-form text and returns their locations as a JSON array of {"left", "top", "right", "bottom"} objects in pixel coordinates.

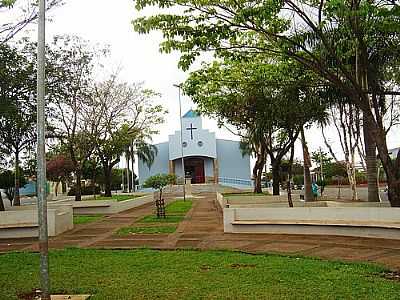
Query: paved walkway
[{"left": 1, "top": 193, "right": 400, "bottom": 271}]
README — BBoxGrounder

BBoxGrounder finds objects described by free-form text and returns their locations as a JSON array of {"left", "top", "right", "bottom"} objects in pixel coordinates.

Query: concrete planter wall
[
  {"left": 62, "top": 194, "right": 154, "bottom": 215},
  {"left": 0, "top": 205, "right": 73, "bottom": 239},
  {"left": 218, "top": 192, "right": 400, "bottom": 240}
]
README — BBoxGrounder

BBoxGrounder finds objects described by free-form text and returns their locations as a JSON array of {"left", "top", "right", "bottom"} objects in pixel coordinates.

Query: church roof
[{"left": 182, "top": 109, "right": 200, "bottom": 118}]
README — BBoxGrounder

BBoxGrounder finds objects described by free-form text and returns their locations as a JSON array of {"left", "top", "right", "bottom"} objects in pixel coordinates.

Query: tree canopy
[{"left": 133, "top": 0, "right": 400, "bottom": 206}]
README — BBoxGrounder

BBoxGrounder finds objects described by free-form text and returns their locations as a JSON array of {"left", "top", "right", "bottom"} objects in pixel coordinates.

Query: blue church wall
[
  {"left": 216, "top": 139, "right": 251, "bottom": 181},
  {"left": 138, "top": 142, "right": 170, "bottom": 185},
  {"left": 138, "top": 110, "right": 251, "bottom": 188},
  {"left": 174, "top": 159, "right": 183, "bottom": 178},
  {"left": 204, "top": 158, "right": 214, "bottom": 177}
]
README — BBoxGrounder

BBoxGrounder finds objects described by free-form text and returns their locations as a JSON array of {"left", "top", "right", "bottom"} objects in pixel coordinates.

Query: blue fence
[
  {"left": 19, "top": 181, "right": 50, "bottom": 196},
  {"left": 218, "top": 177, "right": 253, "bottom": 187}
]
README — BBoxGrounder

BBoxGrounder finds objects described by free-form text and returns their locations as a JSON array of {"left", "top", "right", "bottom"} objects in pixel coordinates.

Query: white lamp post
[{"left": 173, "top": 84, "right": 186, "bottom": 201}]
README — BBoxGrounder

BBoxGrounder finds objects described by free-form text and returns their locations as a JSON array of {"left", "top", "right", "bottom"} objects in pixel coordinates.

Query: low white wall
[
  {"left": 220, "top": 193, "right": 391, "bottom": 208},
  {"left": 215, "top": 192, "right": 226, "bottom": 212},
  {"left": 224, "top": 207, "right": 400, "bottom": 240},
  {"left": 231, "top": 207, "right": 400, "bottom": 222},
  {"left": 0, "top": 205, "right": 73, "bottom": 239},
  {"left": 63, "top": 194, "right": 154, "bottom": 215}
]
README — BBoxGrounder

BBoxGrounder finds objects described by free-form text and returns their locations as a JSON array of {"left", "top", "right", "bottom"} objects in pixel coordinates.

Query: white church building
[{"left": 138, "top": 110, "right": 251, "bottom": 187}]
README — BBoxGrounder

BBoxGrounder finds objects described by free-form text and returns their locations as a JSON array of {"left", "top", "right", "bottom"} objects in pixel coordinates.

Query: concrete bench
[
  {"left": 0, "top": 223, "right": 38, "bottom": 229},
  {"left": 61, "top": 195, "right": 153, "bottom": 215},
  {"left": 72, "top": 203, "right": 112, "bottom": 208},
  {"left": 224, "top": 207, "right": 400, "bottom": 239},
  {"left": 0, "top": 206, "right": 73, "bottom": 238},
  {"left": 232, "top": 220, "right": 400, "bottom": 229}
]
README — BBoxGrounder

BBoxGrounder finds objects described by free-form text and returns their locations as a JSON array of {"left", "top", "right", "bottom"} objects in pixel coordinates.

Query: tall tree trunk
[
  {"left": 126, "top": 153, "right": 130, "bottom": 193},
  {"left": 75, "top": 168, "right": 82, "bottom": 201},
  {"left": 345, "top": 162, "right": 358, "bottom": 201},
  {"left": 252, "top": 149, "right": 265, "bottom": 194},
  {"left": 386, "top": 174, "right": 400, "bottom": 207},
  {"left": 252, "top": 161, "right": 262, "bottom": 193},
  {"left": 92, "top": 161, "right": 97, "bottom": 199},
  {"left": 131, "top": 142, "right": 136, "bottom": 192},
  {"left": 0, "top": 192, "right": 5, "bottom": 211},
  {"left": 300, "top": 128, "right": 313, "bottom": 201},
  {"left": 61, "top": 181, "right": 67, "bottom": 194},
  {"left": 14, "top": 150, "right": 21, "bottom": 206},
  {"left": 255, "top": 165, "right": 263, "bottom": 194},
  {"left": 287, "top": 144, "right": 295, "bottom": 208},
  {"left": 361, "top": 106, "right": 400, "bottom": 207},
  {"left": 55, "top": 181, "right": 59, "bottom": 197},
  {"left": 271, "top": 161, "right": 280, "bottom": 196},
  {"left": 363, "top": 115, "right": 379, "bottom": 202},
  {"left": 104, "top": 166, "right": 113, "bottom": 197}
]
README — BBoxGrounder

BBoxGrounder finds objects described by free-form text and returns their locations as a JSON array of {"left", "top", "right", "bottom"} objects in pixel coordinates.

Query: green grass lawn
[
  {"left": 1, "top": 249, "right": 399, "bottom": 300},
  {"left": 165, "top": 200, "right": 193, "bottom": 215},
  {"left": 118, "top": 200, "right": 192, "bottom": 234},
  {"left": 117, "top": 225, "right": 177, "bottom": 235},
  {"left": 137, "top": 215, "right": 185, "bottom": 223},
  {"left": 87, "top": 194, "right": 143, "bottom": 202},
  {"left": 73, "top": 215, "right": 104, "bottom": 225},
  {"left": 137, "top": 200, "right": 193, "bottom": 224}
]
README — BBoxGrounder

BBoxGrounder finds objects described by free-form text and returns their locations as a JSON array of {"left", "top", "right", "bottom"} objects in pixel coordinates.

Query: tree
[
  {"left": 324, "top": 162, "right": 348, "bottom": 182},
  {"left": 321, "top": 99, "right": 363, "bottom": 200},
  {"left": 0, "top": 168, "right": 5, "bottom": 211},
  {"left": 184, "top": 57, "right": 327, "bottom": 197},
  {"left": 0, "top": 169, "right": 26, "bottom": 207},
  {"left": 90, "top": 79, "right": 166, "bottom": 197},
  {"left": 0, "top": 42, "right": 36, "bottom": 206},
  {"left": 48, "top": 35, "right": 106, "bottom": 201},
  {"left": 0, "top": 0, "right": 62, "bottom": 44},
  {"left": 311, "top": 149, "right": 333, "bottom": 196},
  {"left": 311, "top": 150, "right": 333, "bottom": 175},
  {"left": 46, "top": 155, "right": 74, "bottom": 196},
  {"left": 127, "top": 141, "right": 158, "bottom": 192},
  {"left": 143, "top": 173, "right": 176, "bottom": 204},
  {"left": 133, "top": 0, "right": 400, "bottom": 206}
]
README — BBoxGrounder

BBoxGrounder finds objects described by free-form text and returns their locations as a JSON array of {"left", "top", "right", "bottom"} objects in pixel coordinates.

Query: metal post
[
  {"left": 126, "top": 155, "right": 130, "bottom": 193},
  {"left": 37, "top": 0, "right": 50, "bottom": 299},
  {"left": 121, "top": 162, "right": 124, "bottom": 192},
  {"left": 319, "top": 147, "right": 324, "bottom": 181},
  {"left": 131, "top": 140, "right": 136, "bottom": 192},
  {"left": 174, "top": 84, "right": 186, "bottom": 201}
]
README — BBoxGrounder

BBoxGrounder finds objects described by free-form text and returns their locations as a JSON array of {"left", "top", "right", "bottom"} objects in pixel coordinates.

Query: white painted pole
[{"left": 37, "top": 0, "right": 50, "bottom": 299}]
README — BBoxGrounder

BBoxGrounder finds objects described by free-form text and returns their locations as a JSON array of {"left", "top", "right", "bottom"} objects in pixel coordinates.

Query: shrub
[
  {"left": 143, "top": 174, "right": 176, "bottom": 200},
  {"left": 67, "top": 185, "right": 101, "bottom": 196},
  {"left": 293, "top": 175, "right": 304, "bottom": 186}
]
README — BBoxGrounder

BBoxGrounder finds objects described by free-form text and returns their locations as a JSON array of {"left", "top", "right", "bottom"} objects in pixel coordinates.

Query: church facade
[{"left": 138, "top": 110, "right": 251, "bottom": 186}]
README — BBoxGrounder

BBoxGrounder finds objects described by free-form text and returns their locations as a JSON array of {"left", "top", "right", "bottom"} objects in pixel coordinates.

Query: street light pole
[
  {"left": 174, "top": 84, "right": 186, "bottom": 201},
  {"left": 37, "top": 0, "right": 50, "bottom": 299}
]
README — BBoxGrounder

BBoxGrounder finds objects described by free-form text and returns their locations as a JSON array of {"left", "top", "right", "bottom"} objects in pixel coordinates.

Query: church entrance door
[{"left": 184, "top": 158, "right": 205, "bottom": 184}]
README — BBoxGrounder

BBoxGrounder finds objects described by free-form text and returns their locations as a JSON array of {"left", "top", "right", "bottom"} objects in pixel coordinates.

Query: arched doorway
[{"left": 184, "top": 157, "right": 205, "bottom": 184}]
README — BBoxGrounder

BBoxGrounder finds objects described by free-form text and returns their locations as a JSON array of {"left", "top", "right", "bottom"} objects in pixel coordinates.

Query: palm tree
[{"left": 129, "top": 141, "right": 158, "bottom": 192}]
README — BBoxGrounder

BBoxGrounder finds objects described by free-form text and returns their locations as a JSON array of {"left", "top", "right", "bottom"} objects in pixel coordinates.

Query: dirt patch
[
  {"left": 230, "top": 263, "right": 257, "bottom": 269},
  {"left": 18, "top": 289, "right": 41, "bottom": 300},
  {"left": 200, "top": 265, "right": 212, "bottom": 272},
  {"left": 18, "top": 289, "right": 71, "bottom": 300},
  {"left": 382, "top": 271, "right": 400, "bottom": 282}
]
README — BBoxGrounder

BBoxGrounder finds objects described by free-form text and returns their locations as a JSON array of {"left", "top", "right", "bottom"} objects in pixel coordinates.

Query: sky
[{"left": 10, "top": 0, "right": 400, "bottom": 168}]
